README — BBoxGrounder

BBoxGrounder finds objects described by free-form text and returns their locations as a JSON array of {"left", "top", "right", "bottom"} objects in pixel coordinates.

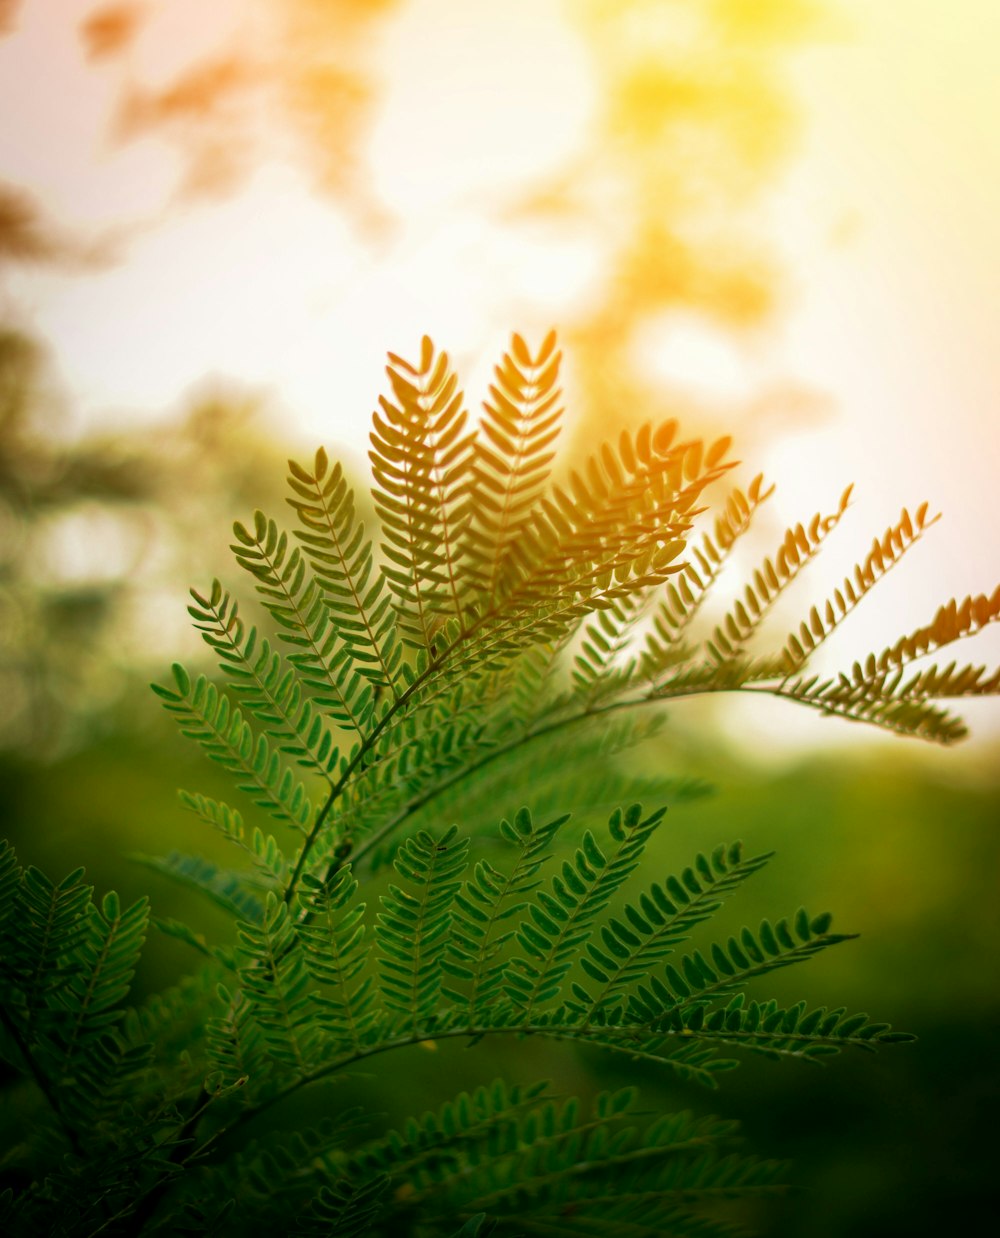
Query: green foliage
[{"left": 2, "top": 333, "right": 997, "bottom": 1236}]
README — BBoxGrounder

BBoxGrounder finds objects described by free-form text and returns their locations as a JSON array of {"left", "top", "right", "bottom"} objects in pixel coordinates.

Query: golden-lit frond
[
  {"left": 642, "top": 473, "right": 774, "bottom": 680},
  {"left": 706, "top": 485, "right": 854, "bottom": 664},
  {"left": 781, "top": 502, "right": 941, "bottom": 674}
]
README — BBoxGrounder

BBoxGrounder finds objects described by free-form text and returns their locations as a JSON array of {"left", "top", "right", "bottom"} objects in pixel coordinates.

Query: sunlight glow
[{"left": 1, "top": 0, "right": 998, "bottom": 754}]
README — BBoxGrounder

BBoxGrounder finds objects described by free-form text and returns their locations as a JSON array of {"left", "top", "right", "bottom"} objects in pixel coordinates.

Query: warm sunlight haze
[{"left": 1, "top": 0, "right": 997, "bottom": 758}]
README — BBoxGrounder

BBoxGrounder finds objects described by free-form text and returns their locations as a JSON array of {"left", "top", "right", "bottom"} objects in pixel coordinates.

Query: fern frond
[
  {"left": 642, "top": 473, "right": 774, "bottom": 680},
  {"left": 464, "top": 331, "right": 563, "bottom": 604},
  {"left": 296, "top": 867, "right": 377, "bottom": 1051},
  {"left": 131, "top": 851, "right": 266, "bottom": 923},
  {"left": 376, "top": 826, "right": 470, "bottom": 1031},
  {"left": 205, "top": 982, "right": 268, "bottom": 1087},
  {"left": 626, "top": 909, "right": 854, "bottom": 1023},
  {"left": 661, "top": 993, "right": 916, "bottom": 1063},
  {"left": 780, "top": 502, "right": 939, "bottom": 673},
  {"left": 443, "top": 808, "right": 567, "bottom": 1014},
  {"left": 505, "top": 804, "right": 665, "bottom": 1015},
  {"left": 151, "top": 916, "right": 237, "bottom": 970},
  {"left": 2, "top": 862, "right": 92, "bottom": 1031},
  {"left": 707, "top": 485, "right": 853, "bottom": 663},
  {"left": 235, "top": 892, "right": 320, "bottom": 1072},
  {"left": 229, "top": 510, "right": 376, "bottom": 734},
  {"left": 286, "top": 448, "right": 405, "bottom": 695},
  {"left": 572, "top": 591, "right": 648, "bottom": 701},
  {"left": 372, "top": 336, "right": 475, "bottom": 645},
  {"left": 44, "top": 890, "right": 149, "bottom": 1081},
  {"left": 775, "top": 672, "right": 971, "bottom": 744},
  {"left": 303, "top": 1175, "right": 388, "bottom": 1237},
  {"left": 346, "top": 1078, "right": 551, "bottom": 1193},
  {"left": 152, "top": 664, "right": 315, "bottom": 833},
  {"left": 897, "top": 660, "right": 1000, "bottom": 700},
  {"left": 574, "top": 842, "right": 773, "bottom": 1020},
  {"left": 406, "top": 1089, "right": 783, "bottom": 1235},
  {"left": 178, "top": 791, "right": 288, "bottom": 883},
  {"left": 835, "top": 587, "right": 1000, "bottom": 693},
  {"left": 188, "top": 580, "right": 343, "bottom": 776}
]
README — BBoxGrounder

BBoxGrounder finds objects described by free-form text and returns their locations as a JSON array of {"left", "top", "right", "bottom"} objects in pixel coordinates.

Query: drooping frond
[
  {"left": 178, "top": 791, "right": 288, "bottom": 883},
  {"left": 775, "top": 672, "right": 971, "bottom": 744},
  {"left": 131, "top": 851, "right": 265, "bottom": 923}
]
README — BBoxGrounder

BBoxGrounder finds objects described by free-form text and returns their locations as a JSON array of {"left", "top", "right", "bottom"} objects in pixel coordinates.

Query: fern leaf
[
  {"left": 897, "top": 660, "right": 1000, "bottom": 701},
  {"left": 372, "top": 337, "right": 475, "bottom": 645},
  {"left": 707, "top": 484, "right": 853, "bottom": 663},
  {"left": 131, "top": 851, "right": 266, "bottom": 923},
  {"left": 443, "top": 808, "right": 567, "bottom": 1013},
  {"left": 45, "top": 890, "right": 149, "bottom": 1080},
  {"left": 627, "top": 909, "right": 854, "bottom": 1024},
  {"left": 236, "top": 892, "right": 320, "bottom": 1072},
  {"left": 303, "top": 1176, "right": 388, "bottom": 1237},
  {"left": 286, "top": 448, "right": 405, "bottom": 695},
  {"left": 505, "top": 804, "right": 665, "bottom": 1015},
  {"left": 205, "top": 982, "right": 268, "bottom": 1087},
  {"left": 296, "top": 867, "right": 377, "bottom": 1051},
  {"left": 781, "top": 502, "right": 940, "bottom": 673},
  {"left": 152, "top": 665, "right": 315, "bottom": 832},
  {"left": 376, "top": 826, "right": 469, "bottom": 1032},
  {"left": 464, "top": 331, "right": 563, "bottom": 604},
  {"left": 231, "top": 511, "right": 380, "bottom": 733},
  {"left": 572, "top": 591, "right": 647, "bottom": 701},
  {"left": 837, "top": 587, "right": 1000, "bottom": 692},
  {"left": 178, "top": 791, "right": 288, "bottom": 883},
  {"left": 3, "top": 863, "right": 92, "bottom": 1031},
  {"left": 188, "top": 579, "right": 343, "bottom": 775},
  {"left": 677, "top": 993, "right": 915, "bottom": 1062},
  {"left": 574, "top": 841, "right": 772, "bottom": 1020},
  {"left": 642, "top": 473, "right": 774, "bottom": 679},
  {"left": 777, "top": 671, "right": 970, "bottom": 743}
]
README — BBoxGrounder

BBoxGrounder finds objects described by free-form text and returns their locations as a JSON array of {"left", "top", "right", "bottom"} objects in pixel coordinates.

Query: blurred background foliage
[{"left": 0, "top": 1, "right": 997, "bottom": 1235}]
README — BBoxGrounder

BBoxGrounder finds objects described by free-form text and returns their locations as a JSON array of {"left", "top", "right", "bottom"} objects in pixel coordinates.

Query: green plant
[{"left": 2, "top": 333, "right": 997, "bottom": 1236}]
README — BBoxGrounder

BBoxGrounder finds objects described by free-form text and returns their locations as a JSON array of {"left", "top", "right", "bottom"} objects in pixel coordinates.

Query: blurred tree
[{"left": 0, "top": 328, "right": 290, "bottom": 757}]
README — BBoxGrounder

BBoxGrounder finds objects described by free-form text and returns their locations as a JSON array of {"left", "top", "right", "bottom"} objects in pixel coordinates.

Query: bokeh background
[{"left": 1, "top": 2, "right": 998, "bottom": 1234}]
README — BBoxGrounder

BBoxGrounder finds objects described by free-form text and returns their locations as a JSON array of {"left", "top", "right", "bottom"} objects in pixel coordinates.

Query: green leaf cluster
[{"left": 3, "top": 332, "right": 994, "bottom": 1236}]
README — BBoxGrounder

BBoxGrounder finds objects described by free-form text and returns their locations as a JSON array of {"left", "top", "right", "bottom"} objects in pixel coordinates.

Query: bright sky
[{"left": 1, "top": 0, "right": 997, "bottom": 760}]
